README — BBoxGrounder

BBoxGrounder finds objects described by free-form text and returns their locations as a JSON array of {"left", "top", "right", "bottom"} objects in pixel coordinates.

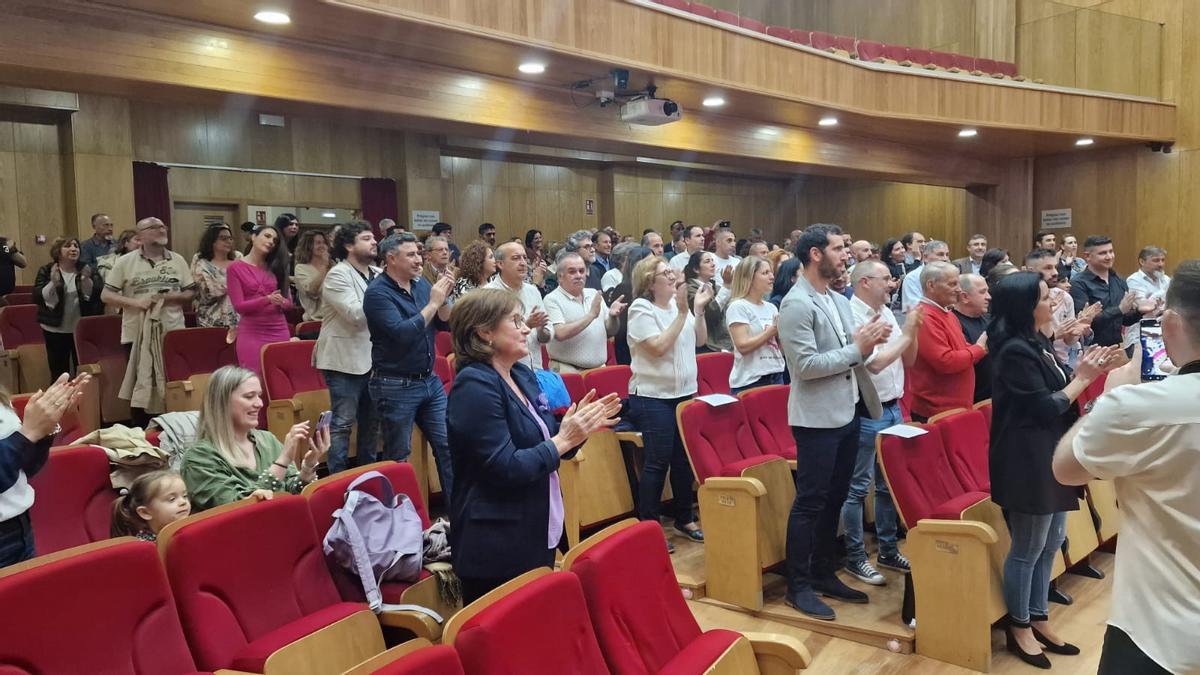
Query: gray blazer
[
  {"left": 779, "top": 275, "right": 882, "bottom": 428},
  {"left": 313, "top": 260, "right": 381, "bottom": 375}
]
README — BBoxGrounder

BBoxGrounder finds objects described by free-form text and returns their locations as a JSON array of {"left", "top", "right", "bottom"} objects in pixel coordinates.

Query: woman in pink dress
[{"left": 227, "top": 223, "right": 293, "bottom": 377}]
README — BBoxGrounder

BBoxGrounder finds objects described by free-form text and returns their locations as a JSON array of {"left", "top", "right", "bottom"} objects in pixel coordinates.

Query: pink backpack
[{"left": 322, "top": 470, "right": 442, "bottom": 620}]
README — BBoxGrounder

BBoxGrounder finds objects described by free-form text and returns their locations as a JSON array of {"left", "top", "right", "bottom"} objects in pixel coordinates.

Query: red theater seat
[
  {"left": 262, "top": 340, "right": 328, "bottom": 441},
  {"left": 906, "top": 48, "right": 935, "bottom": 67},
  {"left": 652, "top": 0, "right": 690, "bottom": 10},
  {"left": 809, "top": 30, "right": 836, "bottom": 52},
  {"left": 765, "top": 25, "right": 792, "bottom": 40},
  {"left": 688, "top": 2, "right": 716, "bottom": 19},
  {"left": 876, "top": 424, "right": 988, "bottom": 527},
  {"left": 856, "top": 39, "right": 887, "bottom": 62},
  {"left": 303, "top": 462, "right": 451, "bottom": 639},
  {"left": 0, "top": 304, "right": 49, "bottom": 394},
  {"left": 677, "top": 398, "right": 773, "bottom": 481},
  {"left": 435, "top": 330, "right": 451, "bottom": 358},
  {"left": 11, "top": 391, "right": 91, "bottom": 446},
  {"left": 952, "top": 53, "right": 978, "bottom": 73},
  {"left": 563, "top": 520, "right": 811, "bottom": 674},
  {"left": 974, "top": 398, "right": 992, "bottom": 430},
  {"left": 0, "top": 539, "right": 203, "bottom": 675},
  {"left": 444, "top": 569, "right": 609, "bottom": 675},
  {"left": 739, "top": 16, "right": 766, "bottom": 33},
  {"left": 931, "top": 50, "right": 957, "bottom": 70},
  {"left": 75, "top": 314, "right": 131, "bottom": 425},
  {"left": 996, "top": 61, "right": 1022, "bottom": 79},
  {"left": 560, "top": 371, "right": 586, "bottom": 404},
  {"left": 27, "top": 445, "right": 115, "bottom": 555},
  {"left": 8, "top": 284, "right": 31, "bottom": 294},
  {"left": 791, "top": 29, "right": 812, "bottom": 46},
  {"left": 582, "top": 364, "right": 631, "bottom": 400},
  {"left": 832, "top": 34, "right": 857, "bottom": 56},
  {"left": 345, "top": 639, "right": 464, "bottom": 675},
  {"left": 738, "top": 384, "right": 796, "bottom": 462},
  {"left": 975, "top": 57, "right": 1002, "bottom": 76},
  {"left": 2, "top": 292, "right": 32, "bottom": 306},
  {"left": 696, "top": 351, "right": 733, "bottom": 395},
  {"left": 929, "top": 408, "right": 991, "bottom": 493},
  {"left": 158, "top": 495, "right": 387, "bottom": 673},
  {"left": 163, "top": 327, "right": 239, "bottom": 412},
  {"left": 295, "top": 320, "right": 322, "bottom": 338},
  {"left": 884, "top": 44, "right": 912, "bottom": 64},
  {"left": 434, "top": 354, "right": 454, "bottom": 395}
]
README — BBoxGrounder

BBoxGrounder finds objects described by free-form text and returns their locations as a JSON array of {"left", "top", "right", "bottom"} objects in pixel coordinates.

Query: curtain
[
  {"left": 360, "top": 177, "right": 399, "bottom": 239},
  {"left": 132, "top": 161, "right": 172, "bottom": 228}
]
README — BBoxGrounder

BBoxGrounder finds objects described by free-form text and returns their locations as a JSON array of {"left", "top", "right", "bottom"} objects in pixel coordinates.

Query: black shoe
[
  {"left": 812, "top": 575, "right": 869, "bottom": 604},
  {"left": 1031, "top": 625, "right": 1080, "bottom": 655},
  {"left": 673, "top": 523, "right": 704, "bottom": 542},
  {"left": 785, "top": 589, "right": 836, "bottom": 621},
  {"left": 665, "top": 537, "right": 675, "bottom": 554},
  {"left": 1006, "top": 627, "right": 1052, "bottom": 669}
]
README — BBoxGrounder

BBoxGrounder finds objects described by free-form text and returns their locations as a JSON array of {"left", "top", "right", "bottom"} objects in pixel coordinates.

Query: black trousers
[
  {"left": 1098, "top": 625, "right": 1171, "bottom": 675},
  {"left": 43, "top": 330, "right": 77, "bottom": 380},
  {"left": 785, "top": 414, "right": 861, "bottom": 592}
]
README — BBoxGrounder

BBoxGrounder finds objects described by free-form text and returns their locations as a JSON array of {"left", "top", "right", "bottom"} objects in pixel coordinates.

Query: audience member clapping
[
  {"left": 725, "top": 256, "right": 785, "bottom": 393},
  {"left": 683, "top": 251, "right": 731, "bottom": 352},
  {"left": 34, "top": 237, "right": 104, "bottom": 379}
]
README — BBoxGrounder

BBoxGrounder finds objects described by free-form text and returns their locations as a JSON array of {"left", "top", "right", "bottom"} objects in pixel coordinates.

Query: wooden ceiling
[{"left": 86, "top": 0, "right": 1174, "bottom": 159}]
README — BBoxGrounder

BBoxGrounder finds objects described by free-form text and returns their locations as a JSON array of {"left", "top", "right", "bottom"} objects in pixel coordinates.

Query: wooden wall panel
[
  {"left": 0, "top": 117, "right": 68, "bottom": 283},
  {"left": 802, "top": 177, "right": 970, "bottom": 255}
]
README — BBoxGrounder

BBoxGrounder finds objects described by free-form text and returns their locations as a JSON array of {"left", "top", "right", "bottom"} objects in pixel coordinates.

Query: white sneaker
[{"left": 845, "top": 559, "right": 885, "bottom": 586}]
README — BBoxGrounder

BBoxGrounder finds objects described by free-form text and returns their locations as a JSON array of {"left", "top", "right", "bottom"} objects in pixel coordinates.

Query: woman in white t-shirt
[
  {"left": 626, "top": 256, "right": 711, "bottom": 550},
  {"left": 725, "top": 256, "right": 785, "bottom": 393}
]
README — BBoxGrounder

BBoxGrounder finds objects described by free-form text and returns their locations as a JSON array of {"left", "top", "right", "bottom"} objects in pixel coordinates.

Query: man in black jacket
[{"left": 1069, "top": 236, "right": 1151, "bottom": 347}]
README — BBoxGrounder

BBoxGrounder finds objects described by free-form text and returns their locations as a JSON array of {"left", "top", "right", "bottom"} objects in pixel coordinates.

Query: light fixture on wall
[
  {"left": 253, "top": 10, "right": 291, "bottom": 24},
  {"left": 702, "top": 96, "right": 726, "bottom": 108},
  {"left": 322, "top": 212, "right": 337, "bottom": 218},
  {"left": 818, "top": 116, "right": 838, "bottom": 127},
  {"left": 1075, "top": 138, "right": 1095, "bottom": 147},
  {"left": 518, "top": 62, "right": 546, "bottom": 74},
  {"left": 958, "top": 128, "right": 978, "bottom": 138}
]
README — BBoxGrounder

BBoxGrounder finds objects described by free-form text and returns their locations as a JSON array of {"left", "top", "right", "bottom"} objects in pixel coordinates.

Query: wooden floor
[{"left": 670, "top": 526, "right": 1116, "bottom": 674}]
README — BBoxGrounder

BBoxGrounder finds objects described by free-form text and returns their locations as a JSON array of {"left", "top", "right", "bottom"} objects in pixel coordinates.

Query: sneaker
[
  {"left": 812, "top": 575, "right": 869, "bottom": 604},
  {"left": 845, "top": 559, "right": 886, "bottom": 586},
  {"left": 785, "top": 589, "right": 836, "bottom": 621},
  {"left": 877, "top": 552, "right": 911, "bottom": 573}
]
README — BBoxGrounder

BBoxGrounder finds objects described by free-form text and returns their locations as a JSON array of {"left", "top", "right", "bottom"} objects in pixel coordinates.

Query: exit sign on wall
[{"left": 1040, "top": 208, "right": 1072, "bottom": 229}]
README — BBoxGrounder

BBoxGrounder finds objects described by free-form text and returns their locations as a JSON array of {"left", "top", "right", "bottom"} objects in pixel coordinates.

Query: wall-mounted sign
[
  {"left": 412, "top": 210, "right": 440, "bottom": 231},
  {"left": 255, "top": 210, "right": 267, "bottom": 225},
  {"left": 1040, "top": 208, "right": 1072, "bottom": 230},
  {"left": 584, "top": 199, "right": 595, "bottom": 216}
]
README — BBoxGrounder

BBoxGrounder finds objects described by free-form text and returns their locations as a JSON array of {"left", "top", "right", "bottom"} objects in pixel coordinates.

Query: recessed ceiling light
[
  {"left": 518, "top": 62, "right": 546, "bottom": 74},
  {"left": 253, "top": 10, "right": 291, "bottom": 24},
  {"left": 1075, "top": 137, "right": 1095, "bottom": 147},
  {"left": 702, "top": 96, "right": 725, "bottom": 108},
  {"left": 818, "top": 116, "right": 838, "bottom": 127},
  {"left": 958, "top": 128, "right": 978, "bottom": 138},
  {"left": 322, "top": 212, "right": 337, "bottom": 218},
  {"left": 757, "top": 127, "right": 779, "bottom": 137}
]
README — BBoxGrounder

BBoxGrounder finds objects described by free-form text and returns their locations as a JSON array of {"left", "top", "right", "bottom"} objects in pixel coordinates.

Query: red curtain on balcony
[
  {"left": 360, "top": 177, "right": 399, "bottom": 239},
  {"left": 132, "top": 161, "right": 172, "bottom": 227}
]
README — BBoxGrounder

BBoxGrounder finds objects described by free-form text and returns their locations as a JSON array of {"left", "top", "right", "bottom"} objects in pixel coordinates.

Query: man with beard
[{"left": 779, "top": 223, "right": 889, "bottom": 621}]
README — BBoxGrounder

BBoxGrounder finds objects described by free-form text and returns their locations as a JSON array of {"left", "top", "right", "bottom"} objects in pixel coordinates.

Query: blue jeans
[
  {"left": 323, "top": 370, "right": 379, "bottom": 475},
  {"left": 630, "top": 395, "right": 695, "bottom": 528},
  {"left": 731, "top": 371, "right": 785, "bottom": 395},
  {"left": 785, "top": 416, "right": 861, "bottom": 593},
  {"left": 1003, "top": 510, "right": 1067, "bottom": 625},
  {"left": 369, "top": 374, "right": 454, "bottom": 504},
  {"left": 840, "top": 401, "right": 901, "bottom": 563},
  {"left": 0, "top": 512, "right": 35, "bottom": 568}
]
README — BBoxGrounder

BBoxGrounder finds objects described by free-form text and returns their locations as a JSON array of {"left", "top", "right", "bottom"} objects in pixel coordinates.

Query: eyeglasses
[
  {"left": 216, "top": 234, "right": 234, "bottom": 242},
  {"left": 138, "top": 223, "right": 167, "bottom": 232},
  {"left": 508, "top": 314, "right": 525, "bottom": 329}
]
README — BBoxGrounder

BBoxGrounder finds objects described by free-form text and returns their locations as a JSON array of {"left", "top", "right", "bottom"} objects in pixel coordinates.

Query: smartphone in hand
[
  {"left": 316, "top": 410, "right": 332, "bottom": 433},
  {"left": 1139, "top": 319, "right": 1171, "bottom": 381}
]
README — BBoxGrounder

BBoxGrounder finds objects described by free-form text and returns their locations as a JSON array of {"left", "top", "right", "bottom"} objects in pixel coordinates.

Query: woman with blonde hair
[
  {"left": 292, "top": 230, "right": 332, "bottom": 322},
  {"left": 725, "top": 256, "right": 785, "bottom": 393},
  {"left": 447, "top": 289, "right": 620, "bottom": 602},
  {"left": 453, "top": 241, "right": 496, "bottom": 300},
  {"left": 180, "top": 365, "right": 329, "bottom": 511},
  {"left": 627, "top": 255, "right": 711, "bottom": 551}
]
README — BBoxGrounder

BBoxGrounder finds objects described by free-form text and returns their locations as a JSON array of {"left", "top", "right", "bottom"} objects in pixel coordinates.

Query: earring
[{"left": 487, "top": 340, "right": 493, "bottom": 347}]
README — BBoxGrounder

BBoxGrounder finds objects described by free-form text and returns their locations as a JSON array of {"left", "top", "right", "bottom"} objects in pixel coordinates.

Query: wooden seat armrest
[
  {"left": 267, "top": 397, "right": 302, "bottom": 413},
  {"left": 744, "top": 631, "right": 813, "bottom": 671},
  {"left": 165, "top": 379, "right": 194, "bottom": 393},
  {"left": 702, "top": 476, "right": 767, "bottom": 497},
  {"left": 378, "top": 608, "right": 442, "bottom": 641},
  {"left": 563, "top": 450, "right": 587, "bottom": 464},
  {"left": 262, "top": 609, "right": 385, "bottom": 675},
  {"left": 786, "top": 459, "right": 797, "bottom": 471},
  {"left": 913, "top": 518, "right": 998, "bottom": 544},
  {"left": 214, "top": 670, "right": 260, "bottom": 675},
  {"left": 614, "top": 431, "right": 643, "bottom": 447}
]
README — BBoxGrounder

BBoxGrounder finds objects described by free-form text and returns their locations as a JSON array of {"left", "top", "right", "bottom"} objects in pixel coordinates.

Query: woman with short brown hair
[{"left": 34, "top": 237, "right": 104, "bottom": 379}]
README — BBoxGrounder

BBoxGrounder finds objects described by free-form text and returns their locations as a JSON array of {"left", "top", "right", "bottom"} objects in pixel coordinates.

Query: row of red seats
[
  {"left": 1, "top": 464, "right": 810, "bottom": 673},
  {"left": 650, "top": 0, "right": 1021, "bottom": 79}
]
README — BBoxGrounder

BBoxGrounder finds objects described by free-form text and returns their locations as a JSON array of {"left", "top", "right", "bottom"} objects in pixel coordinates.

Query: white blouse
[{"left": 626, "top": 298, "right": 697, "bottom": 399}]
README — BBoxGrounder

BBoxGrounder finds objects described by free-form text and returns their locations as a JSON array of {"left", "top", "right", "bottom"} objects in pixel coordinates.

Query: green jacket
[{"left": 181, "top": 429, "right": 308, "bottom": 511}]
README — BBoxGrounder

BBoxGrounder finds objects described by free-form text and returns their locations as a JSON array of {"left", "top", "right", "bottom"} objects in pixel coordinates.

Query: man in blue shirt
[{"left": 364, "top": 232, "right": 456, "bottom": 501}]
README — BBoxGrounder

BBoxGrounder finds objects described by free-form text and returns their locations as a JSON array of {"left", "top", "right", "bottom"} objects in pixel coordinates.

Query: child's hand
[{"left": 250, "top": 489, "right": 274, "bottom": 502}]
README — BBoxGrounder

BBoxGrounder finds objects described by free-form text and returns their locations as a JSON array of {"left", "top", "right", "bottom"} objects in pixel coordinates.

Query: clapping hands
[{"left": 554, "top": 390, "right": 621, "bottom": 451}]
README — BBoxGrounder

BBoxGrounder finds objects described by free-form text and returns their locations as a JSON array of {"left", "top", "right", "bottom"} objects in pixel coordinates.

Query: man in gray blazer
[
  {"left": 314, "top": 221, "right": 381, "bottom": 474},
  {"left": 779, "top": 224, "right": 890, "bottom": 621}
]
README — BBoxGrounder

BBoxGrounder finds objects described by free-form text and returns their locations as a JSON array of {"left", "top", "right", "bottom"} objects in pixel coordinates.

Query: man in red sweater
[{"left": 909, "top": 261, "right": 988, "bottom": 420}]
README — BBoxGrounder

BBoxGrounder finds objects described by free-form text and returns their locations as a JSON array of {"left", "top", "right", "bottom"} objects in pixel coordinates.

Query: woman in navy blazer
[{"left": 446, "top": 289, "right": 620, "bottom": 603}]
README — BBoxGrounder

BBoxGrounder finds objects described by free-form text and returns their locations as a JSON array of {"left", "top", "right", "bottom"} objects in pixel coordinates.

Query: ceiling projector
[{"left": 620, "top": 98, "right": 682, "bottom": 126}]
